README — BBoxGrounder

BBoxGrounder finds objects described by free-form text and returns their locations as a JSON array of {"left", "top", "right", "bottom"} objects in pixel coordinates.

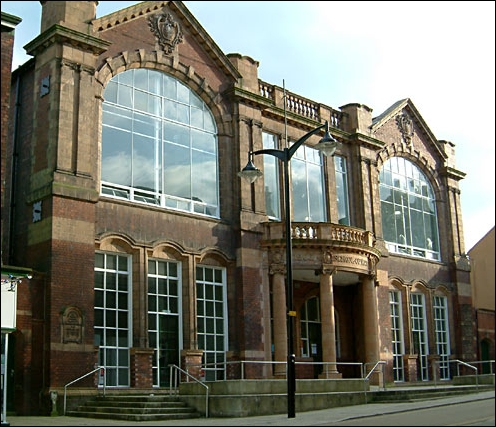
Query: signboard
[{"left": 1, "top": 281, "right": 17, "bottom": 331}]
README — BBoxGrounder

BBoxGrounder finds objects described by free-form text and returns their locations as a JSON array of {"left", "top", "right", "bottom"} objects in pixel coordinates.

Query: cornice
[{"left": 25, "top": 24, "right": 111, "bottom": 57}]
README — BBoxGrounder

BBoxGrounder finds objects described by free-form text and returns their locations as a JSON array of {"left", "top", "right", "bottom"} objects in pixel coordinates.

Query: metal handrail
[
  {"left": 63, "top": 366, "right": 105, "bottom": 415},
  {"left": 169, "top": 364, "right": 209, "bottom": 418},
  {"left": 433, "top": 359, "right": 478, "bottom": 390},
  {"left": 363, "top": 360, "right": 386, "bottom": 403},
  {"left": 186, "top": 360, "right": 368, "bottom": 381}
]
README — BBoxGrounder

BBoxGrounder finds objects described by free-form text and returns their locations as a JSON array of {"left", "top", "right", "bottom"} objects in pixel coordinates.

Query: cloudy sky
[{"left": 3, "top": 1, "right": 494, "bottom": 250}]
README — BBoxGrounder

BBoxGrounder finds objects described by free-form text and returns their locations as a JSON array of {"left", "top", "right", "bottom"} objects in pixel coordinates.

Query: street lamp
[{"left": 238, "top": 120, "right": 339, "bottom": 418}]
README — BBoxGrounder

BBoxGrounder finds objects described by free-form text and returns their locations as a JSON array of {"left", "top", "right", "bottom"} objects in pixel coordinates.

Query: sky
[{"left": 2, "top": 1, "right": 495, "bottom": 251}]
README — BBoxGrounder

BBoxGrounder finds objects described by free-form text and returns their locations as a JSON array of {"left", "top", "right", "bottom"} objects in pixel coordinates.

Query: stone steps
[
  {"left": 370, "top": 384, "right": 493, "bottom": 403},
  {"left": 66, "top": 394, "right": 201, "bottom": 422},
  {"left": 65, "top": 379, "right": 495, "bottom": 420}
]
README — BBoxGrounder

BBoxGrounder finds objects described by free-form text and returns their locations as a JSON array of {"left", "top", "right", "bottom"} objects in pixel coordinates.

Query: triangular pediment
[
  {"left": 371, "top": 98, "right": 447, "bottom": 162},
  {"left": 92, "top": 1, "right": 242, "bottom": 83}
]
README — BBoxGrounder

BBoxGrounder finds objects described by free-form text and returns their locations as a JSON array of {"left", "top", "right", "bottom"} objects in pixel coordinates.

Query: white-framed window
[
  {"left": 300, "top": 296, "right": 340, "bottom": 376},
  {"left": 300, "top": 296, "right": 321, "bottom": 359},
  {"left": 196, "top": 265, "right": 227, "bottom": 381},
  {"left": 94, "top": 252, "right": 132, "bottom": 387},
  {"left": 379, "top": 157, "right": 440, "bottom": 260},
  {"left": 262, "top": 132, "right": 281, "bottom": 219},
  {"left": 147, "top": 259, "right": 182, "bottom": 387},
  {"left": 410, "top": 292, "right": 429, "bottom": 381},
  {"left": 335, "top": 155, "right": 350, "bottom": 225},
  {"left": 433, "top": 295, "right": 451, "bottom": 380},
  {"left": 389, "top": 290, "right": 405, "bottom": 382},
  {"left": 292, "top": 144, "right": 326, "bottom": 222},
  {"left": 101, "top": 69, "right": 219, "bottom": 217}
]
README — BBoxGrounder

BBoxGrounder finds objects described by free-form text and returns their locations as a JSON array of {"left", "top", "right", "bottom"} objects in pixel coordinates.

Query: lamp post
[
  {"left": 1, "top": 273, "right": 31, "bottom": 427},
  {"left": 238, "top": 121, "right": 339, "bottom": 418}
]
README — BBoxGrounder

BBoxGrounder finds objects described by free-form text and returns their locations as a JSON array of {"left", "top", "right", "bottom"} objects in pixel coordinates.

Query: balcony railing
[
  {"left": 259, "top": 80, "right": 344, "bottom": 130},
  {"left": 263, "top": 222, "right": 375, "bottom": 248}
]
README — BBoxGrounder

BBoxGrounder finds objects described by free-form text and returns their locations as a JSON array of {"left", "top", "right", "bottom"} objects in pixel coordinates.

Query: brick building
[
  {"left": 2, "top": 1, "right": 477, "bottom": 415},
  {"left": 468, "top": 227, "right": 495, "bottom": 372}
]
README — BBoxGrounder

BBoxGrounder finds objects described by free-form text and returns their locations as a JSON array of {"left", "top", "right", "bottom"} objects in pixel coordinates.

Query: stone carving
[
  {"left": 62, "top": 306, "right": 83, "bottom": 344},
  {"left": 396, "top": 112, "right": 414, "bottom": 145},
  {"left": 148, "top": 10, "right": 183, "bottom": 54},
  {"left": 323, "top": 249, "right": 333, "bottom": 264}
]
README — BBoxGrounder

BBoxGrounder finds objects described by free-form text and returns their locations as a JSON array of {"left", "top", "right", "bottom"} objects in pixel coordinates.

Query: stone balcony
[{"left": 261, "top": 222, "right": 382, "bottom": 283}]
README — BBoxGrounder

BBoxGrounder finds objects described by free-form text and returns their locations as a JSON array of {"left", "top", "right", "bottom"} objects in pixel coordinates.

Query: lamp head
[
  {"left": 315, "top": 121, "right": 339, "bottom": 157},
  {"left": 238, "top": 154, "right": 263, "bottom": 183}
]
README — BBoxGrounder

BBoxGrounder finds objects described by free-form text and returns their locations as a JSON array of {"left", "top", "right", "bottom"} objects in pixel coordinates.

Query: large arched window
[
  {"left": 379, "top": 157, "right": 440, "bottom": 260},
  {"left": 101, "top": 69, "right": 219, "bottom": 217}
]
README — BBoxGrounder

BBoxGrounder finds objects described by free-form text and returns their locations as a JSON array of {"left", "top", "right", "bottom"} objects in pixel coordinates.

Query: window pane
[
  {"left": 192, "top": 150, "right": 217, "bottom": 206},
  {"left": 164, "top": 142, "right": 191, "bottom": 198},
  {"left": 102, "top": 69, "right": 219, "bottom": 217},
  {"left": 291, "top": 145, "right": 325, "bottom": 222},
  {"left": 379, "top": 157, "right": 440, "bottom": 260},
  {"left": 101, "top": 127, "right": 132, "bottom": 186},
  {"left": 262, "top": 132, "right": 280, "bottom": 219}
]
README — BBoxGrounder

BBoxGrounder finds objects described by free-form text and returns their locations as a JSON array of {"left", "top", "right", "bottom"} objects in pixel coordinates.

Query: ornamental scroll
[{"left": 148, "top": 10, "right": 183, "bottom": 54}]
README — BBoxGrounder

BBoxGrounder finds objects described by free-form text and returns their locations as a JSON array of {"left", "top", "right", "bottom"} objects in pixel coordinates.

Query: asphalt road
[
  {"left": 4, "top": 390, "right": 495, "bottom": 426},
  {"left": 321, "top": 397, "right": 495, "bottom": 426}
]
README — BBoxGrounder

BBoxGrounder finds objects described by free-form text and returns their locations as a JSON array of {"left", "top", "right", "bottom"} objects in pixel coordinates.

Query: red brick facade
[{"left": 1, "top": 2, "right": 485, "bottom": 416}]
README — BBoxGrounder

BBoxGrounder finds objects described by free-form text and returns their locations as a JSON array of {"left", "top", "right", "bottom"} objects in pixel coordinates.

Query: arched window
[
  {"left": 379, "top": 157, "right": 440, "bottom": 260},
  {"left": 101, "top": 69, "right": 219, "bottom": 217}
]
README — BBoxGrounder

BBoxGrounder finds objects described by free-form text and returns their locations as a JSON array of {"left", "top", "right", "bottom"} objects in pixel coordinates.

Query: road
[
  {"left": 321, "top": 397, "right": 495, "bottom": 426},
  {"left": 5, "top": 390, "right": 495, "bottom": 426}
]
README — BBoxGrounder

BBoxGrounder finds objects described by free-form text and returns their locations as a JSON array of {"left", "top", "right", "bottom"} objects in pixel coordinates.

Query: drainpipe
[{"left": 8, "top": 70, "right": 21, "bottom": 264}]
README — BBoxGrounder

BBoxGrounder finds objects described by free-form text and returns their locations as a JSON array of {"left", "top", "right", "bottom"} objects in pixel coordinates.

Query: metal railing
[
  {"left": 363, "top": 361, "right": 387, "bottom": 403},
  {"left": 180, "top": 360, "right": 386, "bottom": 384},
  {"left": 433, "top": 359, "right": 478, "bottom": 390},
  {"left": 63, "top": 366, "right": 105, "bottom": 415},
  {"left": 466, "top": 359, "right": 495, "bottom": 375},
  {"left": 169, "top": 364, "right": 209, "bottom": 418}
]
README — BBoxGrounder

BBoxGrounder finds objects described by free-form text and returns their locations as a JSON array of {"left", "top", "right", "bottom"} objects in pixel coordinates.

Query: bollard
[{"left": 50, "top": 391, "right": 58, "bottom": 416}]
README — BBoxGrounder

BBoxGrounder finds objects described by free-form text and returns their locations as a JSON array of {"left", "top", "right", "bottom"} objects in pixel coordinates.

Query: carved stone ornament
[
  {"left": 396, "top": 112, "right": 414, "bottom": 145},
  {"left": 62, "top": 306, "right": 83, "bottom": 344},
  {"left": 148, "top": 10, "right": 183, "bottom": 54}
]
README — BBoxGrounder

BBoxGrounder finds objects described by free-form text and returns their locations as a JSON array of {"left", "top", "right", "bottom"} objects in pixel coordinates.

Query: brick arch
[
  {"left": 95, "top": 51, "right": 229, "bottom": 135},
  {"left": 150, "top": 241, "right": 188, "bottom": 262},
  {"left": 432, "top": 284, "right": 451, "bottom": 297},
  {"left": 197, "top": 247, "right": 231, "bottom": 266},
  {"left": 96, "top": 233, "right": 137, "bottom": 253},
  {"left": 389, "top": 276, "right": 407, "bottom": 290},
  {"left": 410, "top": 280, "right": 429, "bottom": 294}
]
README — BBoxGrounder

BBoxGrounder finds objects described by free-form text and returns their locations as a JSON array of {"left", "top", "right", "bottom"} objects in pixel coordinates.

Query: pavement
[{"left": 4, "top": 389, "right": 495, "bottom": 426}]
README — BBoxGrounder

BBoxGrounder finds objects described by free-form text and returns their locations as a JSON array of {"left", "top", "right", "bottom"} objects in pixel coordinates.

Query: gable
[
  {"left": 371, "top": 98, "right": 451, "bottom": 170},
  {"left": 92, "top": 1, "right": 242, "bottom": 87}
]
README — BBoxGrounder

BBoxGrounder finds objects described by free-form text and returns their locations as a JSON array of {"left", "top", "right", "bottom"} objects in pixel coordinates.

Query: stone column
[
  {"left": 319, "top": 267, "right": 340, "bottom": 377},
  {"left": 272, "top": 266, "right": 287, "bottom": 378},
  {"left": 362, "top": 276, "right": 380, "bottom": 384}
]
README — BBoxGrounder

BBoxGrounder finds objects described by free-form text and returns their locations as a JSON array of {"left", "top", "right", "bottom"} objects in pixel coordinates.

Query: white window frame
[{"left": 94, "top": 252, "right": 132, "bottom": 388}]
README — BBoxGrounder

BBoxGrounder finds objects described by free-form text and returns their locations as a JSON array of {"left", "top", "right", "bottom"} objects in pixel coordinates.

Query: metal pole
[
  {"left": 283, "top": 151, "right": 296, "bottom": 418},
  {"left": 239, "top": 121, "right": 334, "bottom": 419},
  {"left": 2, "top": 333, "right": 9, "bottom": 426}
]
